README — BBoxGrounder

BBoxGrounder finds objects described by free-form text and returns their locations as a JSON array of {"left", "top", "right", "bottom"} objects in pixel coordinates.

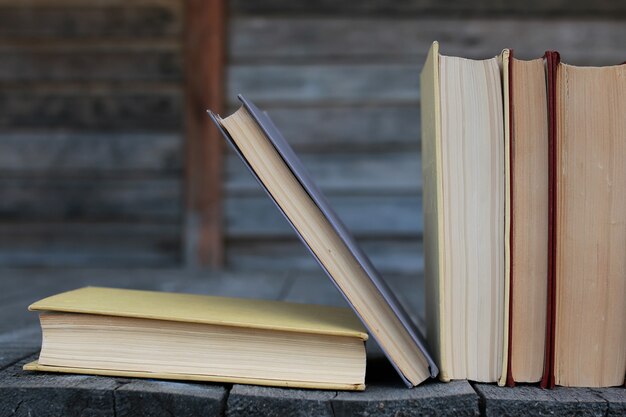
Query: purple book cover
[{"left": 208, "top": 95, "right": 438, "bottom": 386}]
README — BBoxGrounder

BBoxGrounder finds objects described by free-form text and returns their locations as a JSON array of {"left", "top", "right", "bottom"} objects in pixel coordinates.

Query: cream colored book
[
  {"left": 25, "top": 287, "right": 368, "bottom": 390},
  {"left": 420, "top": 41, "right": 507, "bottom": 384}
]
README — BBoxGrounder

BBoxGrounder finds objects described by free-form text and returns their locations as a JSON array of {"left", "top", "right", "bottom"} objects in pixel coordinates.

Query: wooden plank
[
  {"left": 0, "top": 349, "right": 36, "bottom": 370},
  {"left": 229, "top": 0, "right": 626, "bottom": 16},
  {"left": 332, "top": 380, "right": 479, "bottom": 417},
  {"left": 0, "top": 49, "right": 182, "bottom": 82},
  {"left": 227, "top": 385, "right": 336, "bottom": 417},
  {"left": 226, "top": 151, "right": 421, "bottom": 194},
  {"left": 230, "top": 18, "right": 626, "bottom": 66},
  {"left": 227, "top": 377, "right": 478, "bottom": 417},
  {"left": 0, "top": 222, "right": 180, "bottom": 267},
  {"left": 0, "top": 178, "right": 181, "bottom": 221},
  {"left": 224, "top": 194, "right": 422, "bottom": 238},
  {"left": 227, "top": 238, "right": 423, "bottom": 275},
  {"left": 0, "top": 90, "right": 182, "bottom": 130},
  {"left": 0, "top": 132, "right": 181, "bottom": 173},
  {"left": 0, "top": 355, "right": 119, "bottom": 417},
  {"left": 595, "top": 388, "right": 626, "bottom": 417},
  {"left": 116, "top": 381, "right": 227, "bottom": 417},
  {"left": 234, "top": 106, "right": 420, "bottom": 152},
  {"left": 184, "top": 0, "right": 226, "bottom": 267},
  {"left": 0, "top": 354, "right": 227, "bottom": 417},
  {"left": 0, "top": 6, "right": 182, "bottom": 38},
  {"left": 227, "top": 64, "right": 420, "bottom": 105},
  {"left": 474, "top": 384, "right": 608, "bottom": 416},
  {"left": 0, "top": 0, "right": 180, "bottom": 6},
  {"left": 166, "top": 271, "right": 291, "bottom": 300}
]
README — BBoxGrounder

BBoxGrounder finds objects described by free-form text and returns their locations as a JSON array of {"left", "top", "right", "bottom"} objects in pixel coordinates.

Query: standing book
[
  {"left": 209, "top": 96, "right": 438, "bottom": 387},
  {"left": 420, "top": 41, "right": 507, "bottom": 384},
  {"left": 505, "top": 52, "right": 550, "bottom": 386},
  {"left": 422, "top": 41, "right": 626, "bottom": 388},
  {"left": 506, "top": 51, "right": 626, "bottom": 388},
  {"left": 547, "top": 54, "right": 626, "bottom": 388}
]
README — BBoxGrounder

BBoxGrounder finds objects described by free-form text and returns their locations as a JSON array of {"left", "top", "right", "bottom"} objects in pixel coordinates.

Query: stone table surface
[{"left": 0, "top": 268, "right": 623, "bottom": 416}]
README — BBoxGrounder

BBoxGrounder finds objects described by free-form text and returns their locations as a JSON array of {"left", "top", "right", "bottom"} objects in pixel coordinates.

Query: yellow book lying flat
[{"left": 25, "top": 287, "right": 368, "bottom": 390}]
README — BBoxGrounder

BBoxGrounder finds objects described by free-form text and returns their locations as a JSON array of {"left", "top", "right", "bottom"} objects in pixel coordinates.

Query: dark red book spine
[
  {"left": 540, "top": 50, "right": 560, "bottom": 390},
  {"left": 505, "top": 50, "right": 516, "bottom": 388}
]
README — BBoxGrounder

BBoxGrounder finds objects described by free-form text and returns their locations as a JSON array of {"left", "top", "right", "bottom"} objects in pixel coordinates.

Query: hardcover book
[
  {"left": 506, "top": 51, "right": 626, "bottom": 388},
  {"left": 547, "top": 54, "right": 626, "bottom": 388},
  {"left": 505, "top": 52, "right": 550, "bottom": 386},
  {"left": 422, "top": 41, "right": 626, "bottom": 388},
  {"left": 25, "top": 287, "right": 369, "bottom": 390},
  {"left": 209, "top": 96, "right": 438, "bottom": 387},
  {"left": 420, "top": 41, "right": 508, "bottom": 384}
]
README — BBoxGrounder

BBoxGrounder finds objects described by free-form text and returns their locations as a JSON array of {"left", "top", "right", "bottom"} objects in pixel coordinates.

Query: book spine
[
  {"left": 541, "top": 50, "right": 560, "bottom": 390},
  {"left": 505, "top": 50, "right": 516, "bottom": 388}
]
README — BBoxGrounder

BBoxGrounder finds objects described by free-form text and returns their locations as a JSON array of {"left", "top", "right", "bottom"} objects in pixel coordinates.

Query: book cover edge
[{"left": 209, "top": 100, "right": 438, "bottom": 387}]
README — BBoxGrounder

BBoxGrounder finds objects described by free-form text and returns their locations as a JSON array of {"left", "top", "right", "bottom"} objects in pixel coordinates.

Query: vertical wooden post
[{"left": 184, "top": 0, "right": 226, "bottom": 268}]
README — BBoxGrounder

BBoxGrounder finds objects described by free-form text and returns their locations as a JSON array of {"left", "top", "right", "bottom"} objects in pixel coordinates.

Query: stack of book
[
  {"left": 26, "top": 41, "right": 623, "bottom": 391},
  {"left": 26, "top": 96, "right": 438, "bottom": 391},
  {"left": 421, "top": 42, "right": 625, "bottom": 388}
]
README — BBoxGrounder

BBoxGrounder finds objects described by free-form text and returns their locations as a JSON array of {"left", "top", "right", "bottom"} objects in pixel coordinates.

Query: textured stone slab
[
  {"left": 333, "top": 380, "right": 478, "bottom": 417},
  {"left": 331, "top": 358, "right": 478, "bottom": 417},
  {"left": 332, "top": 381, "right": 480, "bottom": 417},
  {"left": 226, "top": 384, "right": 336, "bottom": 417},
  {"left": 115, "top": 379, "right": 227, "bottom": 417},
  {"left": 475, "top": 383, "right": 608, "bottom": 417},
  {"left": 0, "top": 355, "right": 119, "bottom": 417},
  {"left": 595, "top": 387, "right": 626, "bottom": 417}
]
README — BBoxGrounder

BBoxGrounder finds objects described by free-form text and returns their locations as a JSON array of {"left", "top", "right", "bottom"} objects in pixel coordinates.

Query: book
[
  {"left": 420, "top": 41, "right": 507, "bottom": 384},
  {"left": 423, "top": 41, "right": 625, "bottom": 388},
  {"left": 549, "top": 55, "right": 626, "bottom": 388},
  {"left": 505, "top": 53, "right": 550, "bottom": 385},
  {"left": 507, "top": 51, "right": 626, "bottom": 388},
  {"left": 25, "top": 287, "right": 369, "bottom": 390},
  {"left": 209, "top": 96, "right": 438, "bottom": 387}
]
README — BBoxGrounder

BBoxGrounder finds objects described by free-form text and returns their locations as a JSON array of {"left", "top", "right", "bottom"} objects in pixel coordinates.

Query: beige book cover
[
  {"left": 28, "top": 286, "right": 368, "bottom": 339},
  {"left": 26, "top": 287, "right": 368, "bottom": 391}
]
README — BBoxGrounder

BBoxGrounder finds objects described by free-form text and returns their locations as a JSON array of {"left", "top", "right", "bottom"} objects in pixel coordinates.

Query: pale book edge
[
  {"left": 420, "top": 41, "right": 450, "bottom": 382},
  {"left": 499, "top": 48, "right": 511, "bottom": 388},
  {"left": 24, "top": 361, "right": 365, "bottom": 391}
]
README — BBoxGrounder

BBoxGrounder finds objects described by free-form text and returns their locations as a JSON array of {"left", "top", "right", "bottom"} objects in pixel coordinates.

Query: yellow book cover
[
  {"left": 26, "top": 287, "right": 368, "bottom": 390},
  {"left": 28, "top": 286, "right": 368, "bottom": 339}
]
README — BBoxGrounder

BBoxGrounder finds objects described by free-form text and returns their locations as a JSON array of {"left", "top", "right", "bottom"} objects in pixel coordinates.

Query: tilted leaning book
[
  {"left": 25, "top": 287, "right": 369, "bottom": 390},
  {"left": 209, "top": 96, "right": 438, "bottom": 387}
]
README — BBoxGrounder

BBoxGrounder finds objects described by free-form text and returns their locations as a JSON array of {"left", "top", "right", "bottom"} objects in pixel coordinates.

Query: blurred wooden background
[{"left": 0, "top": 0, "right": 624, "bottom": 270}]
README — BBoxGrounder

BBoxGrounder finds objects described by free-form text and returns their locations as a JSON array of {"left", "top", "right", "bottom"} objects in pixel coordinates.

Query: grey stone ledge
[
  {"left": 226, "top": 384, "right": 337, "bottom": 417},
  {"left": 0, "top": 355, "right": 119, "bottom": 417},
  {"left": 115, "top": 379, "right": 227, "bottom": 417},
  {"left": 0, "top": 352, "right": 623, "bottom": 417},
  {"left": 332, "top": 380, "right": 479, "bottom": 417},
  {"left": 474, "top": 383, "right": 612, "bottom": 417},
  {"left": 593, "top": 387, "right": 626, "bottom": 417}
]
